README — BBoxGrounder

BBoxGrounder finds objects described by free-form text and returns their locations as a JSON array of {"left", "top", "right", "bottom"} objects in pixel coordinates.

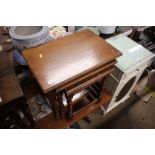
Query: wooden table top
[
  {"left": 0, "top": 52, "right": 23, "bottom": 106},
  {"left": 23, "top": 30, "right": 122, "bottom": 93}
]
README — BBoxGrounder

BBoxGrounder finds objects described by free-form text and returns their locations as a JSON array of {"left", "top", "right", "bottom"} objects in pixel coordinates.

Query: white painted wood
[{"left": 106, "top": 64, "right": 148, "bottom": 113}]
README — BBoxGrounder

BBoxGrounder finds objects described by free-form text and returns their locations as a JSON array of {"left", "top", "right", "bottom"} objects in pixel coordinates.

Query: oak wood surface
[
  {"left": 23, "top": 30, "right": 122, "bottom": 93},
  {"left": 57, "top": 60, "right": 117, "bottom": 92},
  {"left": 64, "top": 62, "right": 116, "bottom": 96}
]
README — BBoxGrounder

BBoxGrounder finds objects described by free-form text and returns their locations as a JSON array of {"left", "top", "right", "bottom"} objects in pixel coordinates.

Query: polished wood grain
[
  {"left": 64, "top": 62, "right": 116, "bottom": 96},
  {"left": 57, "top": 60, "right": 117, "bottom": 92},
  {"left": 23, "top": 30, "right": 122, "bottom": 93}
]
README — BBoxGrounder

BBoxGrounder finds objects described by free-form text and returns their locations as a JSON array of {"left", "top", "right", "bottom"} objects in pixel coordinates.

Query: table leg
[
  {"left": 47, "top": 91, "right": 60, "bottom": 119},
  {"left": 98, "top": 77, "right": 107, "bottom": 101},
  {"left": 65, "top": 94, "right": 73, "bottom": 120},
  {"left": 57, "top": 92, "right": 66, "bottom": 119}
]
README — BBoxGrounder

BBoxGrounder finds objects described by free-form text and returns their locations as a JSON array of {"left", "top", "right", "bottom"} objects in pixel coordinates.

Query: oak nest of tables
[{"left": 23, "top": 29, "right": 122, "bottom": 128}]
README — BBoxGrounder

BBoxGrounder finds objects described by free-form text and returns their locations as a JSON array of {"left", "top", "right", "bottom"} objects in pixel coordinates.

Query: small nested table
[
  {"left": 23, "top": 30, "right": 122, "bottom": 128},
  {"left": 0, "top": 52, "right": 35, "bottom": 128}
]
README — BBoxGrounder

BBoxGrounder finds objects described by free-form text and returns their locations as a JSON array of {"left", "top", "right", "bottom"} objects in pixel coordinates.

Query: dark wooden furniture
[
  {"left": 0, "top": 27, "right": 14, "bottom": 52},
  {"left": 0, "top": 52, "right": 35, "bottom": 128},
  {"left": 37, "top": 90, "right": 112, "bottom": 129},
  {"left": 23, "top": 30, "right": 122, "bottom": 128}
]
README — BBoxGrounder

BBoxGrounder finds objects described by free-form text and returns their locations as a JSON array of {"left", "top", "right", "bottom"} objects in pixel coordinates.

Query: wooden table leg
[
  {"left": 65, "top": 93, "right": 73, "bottom": 120},
  {"left": 98, "top": 77, "right": 107, "bottom": 101},
  {"left": 47, "top": 91, "right": 60, "bottom": 119},
  {"left": 57, "top": 92, "right": 66, "bottom": 119}
]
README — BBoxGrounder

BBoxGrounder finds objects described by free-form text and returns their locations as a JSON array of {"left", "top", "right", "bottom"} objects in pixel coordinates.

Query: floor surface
[
  {"left": 21, "top": 78, "right": 155, "bottom": 129},
  {"left": 78, "top": 93, "right": 155, "bottom": 129}
]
